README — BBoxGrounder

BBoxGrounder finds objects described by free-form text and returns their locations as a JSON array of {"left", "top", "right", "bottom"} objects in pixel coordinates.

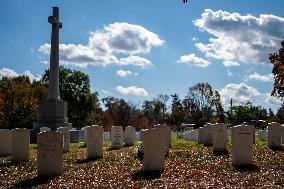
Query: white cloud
[
  {"left": 115, "top": 85, "right": 148, "bottom": 96},
  {"left": 23, "top": 71, "right": 41, "bottom": 81},
  {"left": 0, "top": 68, "right": 40, "bottom": 81},
  {"left": 223, "top": 61, "right": 240, "bottom": 67},
  {"left": 0, "top": 68, "right": 18, "bottom": 78},
  {"left": 101, "top": 89, "right": 112, "bottom": 95},
  {"left": 248, "top": 72, "right": 273, "bottom": 82},
  {"left": 219, "top": 83, "right": 282, "bottom": 111},
  {"left": 264, "top": 93, "right": 282, "bottom": 106},
  {"left": 194, "top": 9, "right": 284, "bottom": 65},
  {"left": 178, "top": 53, "right": 210, "bottom": 68},
  {"left": 119, "top": 55, "right": 153, "bottom": 68},
  {"left": 219, "top": 83, "right": 261, "bottom": 106},
  {"left": 39, "top": 22, "right": 163, "bottom": 68},
  {"left": 116, "top": 70, "right": 138, "bottom": 77}
]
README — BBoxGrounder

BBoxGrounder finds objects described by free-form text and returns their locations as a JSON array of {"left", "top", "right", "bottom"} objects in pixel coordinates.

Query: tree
[
  {"left": 102, "top": 96, "right": 131, "bottom": 128},
  {"left": 269, "top": 39, "right": 284, "bottom": 101},
  {"left": 0, "top": 76, "right": 47, "bottom": 129},
  {"left": 41, "top": 66, "right": 100, "bottom": 128},
  {"left": 183, "top": 83, "right": 222, "bottom": 128},
  {"left": 275, "top": 105, "right": 284, "bottom": 123},
  {"left": 169, "top": 94, "right": 185, "bottom": 125},
  {"left": 142, "top": 94, "right": 169, "bottom": 125}
]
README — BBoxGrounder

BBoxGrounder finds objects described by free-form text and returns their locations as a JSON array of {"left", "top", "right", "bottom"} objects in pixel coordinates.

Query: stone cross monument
[
  {"left": 33, "top": 7, "right": 70, "bottom": 133},
  {"left": 47, "top": 7, "right": 62, "bottom": 101}
]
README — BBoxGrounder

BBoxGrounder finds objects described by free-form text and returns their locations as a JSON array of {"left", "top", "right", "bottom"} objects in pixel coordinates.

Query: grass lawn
[{"left": 1, "top": 139, "right": 284, "bottom": 188}]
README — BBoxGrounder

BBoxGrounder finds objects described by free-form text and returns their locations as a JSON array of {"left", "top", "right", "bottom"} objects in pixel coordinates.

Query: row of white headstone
[{"left": 180, "top": 122, "right": 283, "bottom": 165}]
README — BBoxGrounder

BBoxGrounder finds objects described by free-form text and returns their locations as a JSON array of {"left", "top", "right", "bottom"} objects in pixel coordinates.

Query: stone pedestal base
[{"left": 38, "top": 100, "right": 68, "bottom": 130}]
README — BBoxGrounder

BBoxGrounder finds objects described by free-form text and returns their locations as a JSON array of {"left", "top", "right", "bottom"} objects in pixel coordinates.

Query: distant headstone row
[{"left": 180, "top": 122, "right": 284, "bottom": 165}]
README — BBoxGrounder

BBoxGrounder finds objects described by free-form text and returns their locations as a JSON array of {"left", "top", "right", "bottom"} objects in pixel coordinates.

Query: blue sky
[{"left": 0, "top": 0, "right": 283, "bottom": 111}]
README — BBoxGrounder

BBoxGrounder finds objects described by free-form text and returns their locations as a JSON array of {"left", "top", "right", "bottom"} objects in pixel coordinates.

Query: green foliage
[
  {"left": 226, "top": 102, "right": 271, "bottom": 126},
  {"left": 41, "top": 66, "right": 101, "bottom": 128}
]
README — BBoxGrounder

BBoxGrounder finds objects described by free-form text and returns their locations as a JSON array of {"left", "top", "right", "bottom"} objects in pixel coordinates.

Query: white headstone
[
  {"left": 86, "top": 125, "right": 104, "bottom": 159},
  {"left": 104, "top": 132, "right": 110, "bottom": 141},
  {"left": 135, "top": 131, "right": 141, "bottom": 141},
  {"left": 82, "top": 126, "right": 88, "bottom": 144},
  {"left": 125, "top": 126, "right": 135, "bottom": 146},
  {"left": 141, "top": 128, "right": 165, "bottom": 171},
  {"left": 57, "top": 127, "right": 70, "bottom": 152},
  {"left": 204, "top": 123, "right": 213, "bottom": 146},
  {"left": 11, "top": 128, "right": 30, "bottom": 162},
  {"left": 111, "top": 126, "right": 123, "bottom": 149},
  {"left": 0, "top": 129, "right": 12, "bottom": 155},
  {"left": 213, "top": 123, "right": 227, "bottom": 152},
  {"left": 268, "top": 122, "right": 282, "bottom": 148},
  {"left": 40, "top": 127, "right": 51, "bottom": 133},
  {"left": 232, "top": 125, "right": 254, "bottom": 165},
  {"left": 37, "top": 131, "right": 63, "bottom": 176},
  {"left": 155, "top": 124, "right": 171, "bottom": 152},
  {"left": 198, "top": 127, "right": 204, "bottom": 144}
]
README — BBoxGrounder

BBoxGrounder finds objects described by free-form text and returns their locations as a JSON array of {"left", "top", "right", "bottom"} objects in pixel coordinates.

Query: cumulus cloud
[
  {"left": 116, "top": 70, "right": 138, "bottom": 77},
  {"left": 219, "top": 83, "right": 282, "bottom": 111},
  {"left": 115, "top": 85, "right": 148, "bottom": 96},
  {"left": 39, "top": 22, "right": 163, "bottom": 68},
  {"left": 219, "top": 83, "right": 261, "bottom": 106},
  {"left": 193, "top": 9, "right": 284, "bottom": 65},
  {"left": 178, "top": 53, "right": 210, "bottom": 68},
  {"left": 248, "top": 72, "right": 273, "bottom": 82},
  {"left": 0, "top": 68, "right": 40, "bottom": 81},
  {"left": 0, "top": 68, "right": 18, "bottom": 78},
  {"left": 223, "top": 61, "right": 240, "bottom": 67}
]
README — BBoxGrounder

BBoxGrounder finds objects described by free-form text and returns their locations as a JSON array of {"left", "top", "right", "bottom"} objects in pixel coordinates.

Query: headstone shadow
[
  {"left": 13, "top": 176, "right": 54, "bottom": 188},
  {"left": 132, "top": 170, "right": 163, "bottom": 181},
  {"left": 75, "top": 157, "right": 102, "bottom": 164},
  {"left": 233, "top": 164, "right": 260, "bottom": 172},
  {"left": 0, "top": 161, "right": 21, "bottom": 168},
  {"left": 213, "top": 150, "right": 229, "bottom": 156},
  {"left": 269, "top": 146, "right": 284, "bottom": 151},
  {"left": 0, "top": 154, "right": 10, "bottom": 158}
]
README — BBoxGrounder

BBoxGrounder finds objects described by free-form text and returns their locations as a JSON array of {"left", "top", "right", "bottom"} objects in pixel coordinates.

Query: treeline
[{"left": 0, "top": 66, "right": 283, "bottom": 130}]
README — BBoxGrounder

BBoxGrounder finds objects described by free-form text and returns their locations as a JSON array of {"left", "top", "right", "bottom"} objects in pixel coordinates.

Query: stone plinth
[
  {"left": 141, "top": 128, "right": 165, "bottom": 171},
  {"left": 213, "top": 123, "right": 227, "bottom": 152},
  {"left": 38, "top": 100, "right": 68, "bottom": 130},
  {"left": 232, "top": 125, "right": 254, "bottom": 165},
  {"left": 0, "top": 129, "right": 12, "bottom": 156},
  {"left": 37, "top": 131, "right": 63, "bottom": 176},
  {"left": 111, "top": 126, "right": 123, "bottom": 149},
  {"left": 11, "top": 128, "right": 30, "bottom": 162},
  {"left": 268, "top": 122, "right": 281, "bottom": 149},
  {"left": 125, "top": 126, "right": 135, "bottom": 146},
  {"left": 57, "top": 127, "right": 70, "bottom": 152},
  {"left": 86, "top": 125, "right": 104, "bottom": 159}
]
